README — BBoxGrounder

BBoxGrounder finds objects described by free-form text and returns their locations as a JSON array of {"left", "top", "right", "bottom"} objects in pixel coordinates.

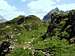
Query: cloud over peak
[{"left": 27, "top": 0, "right": 75, "bottom": 19}]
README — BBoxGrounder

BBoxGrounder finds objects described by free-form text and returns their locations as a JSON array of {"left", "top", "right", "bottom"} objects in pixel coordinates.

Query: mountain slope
[
  {"left": 42, "top": 9, "right": 75, "bottom": 43},
  {"left": 1, "top": 10, "right": 75, "bottom": 56}
]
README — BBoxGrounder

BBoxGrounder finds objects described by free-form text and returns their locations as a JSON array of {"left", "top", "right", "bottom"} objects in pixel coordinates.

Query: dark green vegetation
[{"left": 0, "top": 8, "right": 75, "bottom": 56}]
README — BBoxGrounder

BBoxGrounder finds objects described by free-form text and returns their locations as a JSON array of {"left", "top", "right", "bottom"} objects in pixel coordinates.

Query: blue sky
[{"left": 0, "top": 0, "right": 75, "bottom": 20}]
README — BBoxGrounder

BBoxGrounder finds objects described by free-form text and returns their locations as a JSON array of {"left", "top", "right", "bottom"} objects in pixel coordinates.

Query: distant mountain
[{"left": 43, "top": 8, "right": 65, "bottom": 22}]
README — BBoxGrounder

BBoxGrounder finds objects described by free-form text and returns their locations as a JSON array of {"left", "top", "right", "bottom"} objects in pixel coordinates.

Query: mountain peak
[{"left": 43, "top": 8, "right": 64, "bottom": 22}]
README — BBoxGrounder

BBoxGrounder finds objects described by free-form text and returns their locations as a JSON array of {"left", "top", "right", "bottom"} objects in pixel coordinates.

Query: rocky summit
[{"left": 43, "top": 9, "right": 75, "bottom": 43}]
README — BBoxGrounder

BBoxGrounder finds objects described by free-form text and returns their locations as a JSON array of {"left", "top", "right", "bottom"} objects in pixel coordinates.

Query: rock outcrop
[{"left": 43, "top": 9, "right": 75, "bottom": 43}]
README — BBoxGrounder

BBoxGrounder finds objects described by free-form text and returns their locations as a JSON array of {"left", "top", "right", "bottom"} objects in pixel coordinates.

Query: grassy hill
[
  {"left": 0, "top": 9, "right": 75, "bottom": 56},
  {"left": 0, "top": 15, "right": 48, "bottom": 56}
]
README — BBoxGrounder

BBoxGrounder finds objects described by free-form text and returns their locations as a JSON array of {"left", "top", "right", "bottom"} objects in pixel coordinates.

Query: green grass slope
[{"left": 0, "top": 14, "right": 75, "bottom": 56}]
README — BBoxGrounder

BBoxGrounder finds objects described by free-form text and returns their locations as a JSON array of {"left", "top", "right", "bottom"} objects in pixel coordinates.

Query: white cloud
[
  {"left": 21, "top": 0, "right": 26, "bottom": 2},
  {"left": 57, "top": 3, "right": 75, "bottom": 11},
  {"left": 0, "top": 0, "right": 25, "bottom": 20},
  {"left": 28, "top": 0, "right": 55, "bottom": 11},
  {"left": 0, "top": 0, "right": 75, "bottom": 20},
  {"left": 27, "top": 0, "right": 75, "bottom": 19},
  {"left": 27, "top": 0, "right": 56, "bottom": 19},
  {"left": 56, "top": 0, "right": 61, "bottom": 3}
]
